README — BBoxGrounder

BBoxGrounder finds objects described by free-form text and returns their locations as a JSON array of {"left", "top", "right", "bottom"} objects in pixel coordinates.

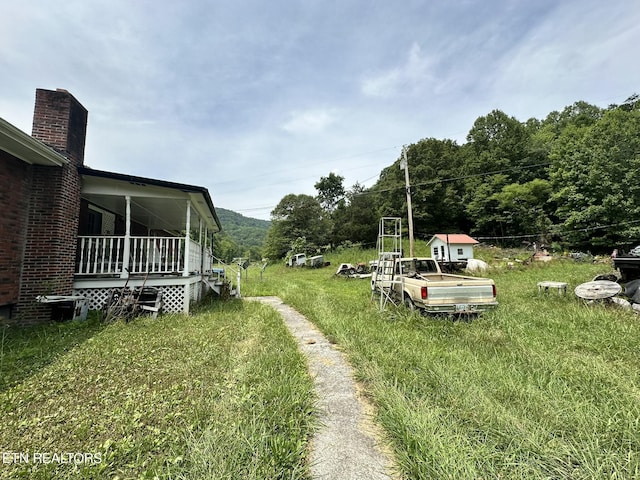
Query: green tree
[
  {"left": 490, "top": 179, "right": 552, "bottom": 238},
  {"left": 315, "top": 172, "right": 345, "bottom": 212},
  {"left": 463, "top": 110, "right": 536, "bottom": 236},
  {"left": 214, "top": 208, "right": 270, "bottom": 260},
  {"left": 542, "top": 101, "right": 604, "bottom": 137},
  {"left": 549, "top": 107, "right": 640, "bottom": 249},
  {"left": 212, "top": 233, "right": 244, "bottom": 263},
  {"left": 262, "top": 194, "right": 331, "bottom": 259},
  {"left": 331, "top": 183, "right": 378, "bottom": 246},
  {"left": 372, "top": 138, "right": 466, "bottom": 237}
]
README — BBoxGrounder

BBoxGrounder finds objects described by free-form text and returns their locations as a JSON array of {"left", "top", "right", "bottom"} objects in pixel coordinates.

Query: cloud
[
  {"left": 2, "top": 0, "right": 640, "bottom": 221},
  {"left": 361, "top": 42, "right": 436, "bottom": 98},
  {"left": 281, "top": 109, "right": 338, "bottom": 134}
]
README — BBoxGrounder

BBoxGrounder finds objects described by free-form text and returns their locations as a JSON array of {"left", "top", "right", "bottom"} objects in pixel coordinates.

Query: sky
[{"left": 1, "top": 1, "right": 639, "bottom": 220}]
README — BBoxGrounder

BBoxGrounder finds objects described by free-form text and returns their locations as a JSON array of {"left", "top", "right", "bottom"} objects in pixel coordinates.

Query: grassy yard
[
  {"left": 0, "top": 300, "right": 315, "bottom": 479},
  {"left": 243, "top": 247, "right": 640, "bottom": 479},
  {"left": 2, "top": 247, "right": 640, "bottom": 479}
]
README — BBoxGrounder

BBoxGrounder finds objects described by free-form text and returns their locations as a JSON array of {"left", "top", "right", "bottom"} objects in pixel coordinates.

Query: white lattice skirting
[{"left": 74, "top": 283, "right": 206, "bottom": 314}]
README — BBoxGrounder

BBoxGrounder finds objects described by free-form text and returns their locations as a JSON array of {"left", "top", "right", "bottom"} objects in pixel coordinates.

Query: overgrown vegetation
[
  {"left": 4, "top": 246, "right": 640, "bottom": 479},
  {"left": 0, "top": 300, "right": 315, "bottom": 479},
  {"left": 244, "top": 246, "right": 640, "bottom": 479},
  {"left": 262, "top": 95, "right": 640, "bottom": 259}
]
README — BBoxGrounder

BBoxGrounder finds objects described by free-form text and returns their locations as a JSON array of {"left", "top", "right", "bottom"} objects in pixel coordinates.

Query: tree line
[
  {"left": 213, "top": 208, "right": 270, "bottom": 262},
  {"left": 263, "top": 95, "right": 640, "bottom": 259}
]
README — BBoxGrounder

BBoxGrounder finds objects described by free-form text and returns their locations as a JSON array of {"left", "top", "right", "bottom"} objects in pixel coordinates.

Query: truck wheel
[{"left": 403, "top": 295, "right": 416, "bottom": 311}]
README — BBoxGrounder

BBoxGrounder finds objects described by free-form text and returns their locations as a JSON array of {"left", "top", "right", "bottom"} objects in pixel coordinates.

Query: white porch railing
[{"left": 77, "top": 236, "right": 212, "bottom": 276}]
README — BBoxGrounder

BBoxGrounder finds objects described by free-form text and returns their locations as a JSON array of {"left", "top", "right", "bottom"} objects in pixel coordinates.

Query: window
[
  {"left": 433, "top": 247, "right": 439, "bottom": 258},
  {"left": 87, "top": 209, "right": 103, "bottom": 235},
  {"left": 416, "top": 259, "right": 438, "bottom": 273},
  {"left": 457, "top": 248, "right": 464, "bottom": 256}
]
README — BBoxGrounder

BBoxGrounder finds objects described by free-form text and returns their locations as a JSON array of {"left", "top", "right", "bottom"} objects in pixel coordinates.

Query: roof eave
[
  {"left": 0, "top": 117, "right": 68, "bottom": 166},
  {"left": 79, "top": 166, "right": 222, "bottom": 233}
]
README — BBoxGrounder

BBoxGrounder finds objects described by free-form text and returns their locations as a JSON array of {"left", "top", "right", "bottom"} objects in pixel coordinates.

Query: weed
[
  {"left": 243, "top": 249, "right": 640, "bottom": 479},
  {"left": 3, "top": 247, "right": 638, "bottom": 479},
  {"left": 0, "top": 303, "right": 314, "bottom": 479}
]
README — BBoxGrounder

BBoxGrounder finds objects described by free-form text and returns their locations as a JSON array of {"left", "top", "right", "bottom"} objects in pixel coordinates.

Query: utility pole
[{"left": 400, "top": 146, "right": 415, "bottom": 257}]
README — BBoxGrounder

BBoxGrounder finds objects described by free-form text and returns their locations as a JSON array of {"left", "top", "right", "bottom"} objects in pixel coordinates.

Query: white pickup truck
[{"left": 373, "top": 257, "right": 498, "bottom": 315}]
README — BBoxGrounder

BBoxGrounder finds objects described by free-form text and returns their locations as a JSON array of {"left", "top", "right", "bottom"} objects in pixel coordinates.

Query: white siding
[{"left": 427, "top": 239, "right": 475, "bottom": 261}]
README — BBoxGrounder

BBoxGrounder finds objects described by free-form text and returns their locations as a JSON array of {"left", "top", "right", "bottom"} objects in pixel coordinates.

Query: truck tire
[{"left": 403, "top": 295, "right": 416, "bottom": 311}]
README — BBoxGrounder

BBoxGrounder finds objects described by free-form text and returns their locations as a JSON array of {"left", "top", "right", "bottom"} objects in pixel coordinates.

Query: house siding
[
  {"left": 0, "top": 152, "right": 31, "bottom": 316},
  {"left": 2, "top": 88, "right": 219, "bottom": 324},
  {"left": 429, "top": 238, "right": 475, "bottom": 262}
]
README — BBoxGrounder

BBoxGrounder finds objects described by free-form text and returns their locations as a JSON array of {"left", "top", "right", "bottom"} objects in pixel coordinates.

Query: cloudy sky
[{"left": 1, "top": 1, "right": 639, "bottom": 220}]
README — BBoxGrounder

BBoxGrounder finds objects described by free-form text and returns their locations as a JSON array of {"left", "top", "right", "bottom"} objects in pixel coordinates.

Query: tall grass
[
  {"left": 244, "top": 251, "right": 640, "bottom": 479},
  {"left": 3, "top": 248, "right": 638, "bottom": 479},
  {"left": 0, "top": 300, "right": 315, "bottom": 479}
]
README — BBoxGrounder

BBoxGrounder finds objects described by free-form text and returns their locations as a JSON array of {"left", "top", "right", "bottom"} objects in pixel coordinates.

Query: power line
[
  {"left": 473, "top": 219, "right": 640, "bottom": 242},
  {"left": 355, "top": 162, "right": 551, "bottom": 196},
  {"left": 234, "top": 161, "right": 553, "bottom": 214}
]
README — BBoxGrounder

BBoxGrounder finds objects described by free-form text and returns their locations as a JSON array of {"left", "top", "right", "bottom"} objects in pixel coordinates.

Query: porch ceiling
[{"left": 80, "top": 168, "right": 221, "bottom": 233}]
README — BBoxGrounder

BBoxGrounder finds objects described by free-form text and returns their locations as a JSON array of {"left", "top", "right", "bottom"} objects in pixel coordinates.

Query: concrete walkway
[{"left": 246, "top": 296, "right": 395, "bottom": 480}]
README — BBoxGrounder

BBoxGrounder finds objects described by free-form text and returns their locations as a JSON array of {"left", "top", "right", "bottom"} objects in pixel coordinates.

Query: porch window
[{"left": 87, "top": 209, "right": 102, "bottom": 235}]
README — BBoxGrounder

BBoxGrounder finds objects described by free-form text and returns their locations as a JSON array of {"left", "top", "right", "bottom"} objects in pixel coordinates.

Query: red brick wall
[
  {"left": 32, "top": 89, "right": 87, "bottom": 166},
  {"left": 10, "top": 89, "right": 88, "bottom": 325},
  {"left": 15, "top": 163, "right": 82, "bottom": 324},
  {"left": 0, "top": 152, "right": 31, "bottom": 316}
]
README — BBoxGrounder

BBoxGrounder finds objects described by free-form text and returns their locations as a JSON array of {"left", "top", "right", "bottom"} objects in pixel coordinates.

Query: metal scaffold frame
[{"left": 372, "top": 217, "right": 404, "bottom": 310}]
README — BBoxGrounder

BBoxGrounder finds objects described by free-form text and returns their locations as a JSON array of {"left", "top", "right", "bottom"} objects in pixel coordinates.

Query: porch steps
[{"left": 202, "top": 276, "right": 236, "bottom": 298}]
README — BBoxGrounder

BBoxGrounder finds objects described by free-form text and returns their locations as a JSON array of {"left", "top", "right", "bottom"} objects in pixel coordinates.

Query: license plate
[{"left": 455, "top": 304, "right": 468, "bottom": 312}]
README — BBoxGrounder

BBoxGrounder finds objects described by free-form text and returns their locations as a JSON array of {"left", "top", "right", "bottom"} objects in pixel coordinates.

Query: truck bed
[
  {"left": 396, "top": 273, "right": 497, "bottom": 314},
  {"left": 414, "top": 273, "right": 487, "bottom": 283}
]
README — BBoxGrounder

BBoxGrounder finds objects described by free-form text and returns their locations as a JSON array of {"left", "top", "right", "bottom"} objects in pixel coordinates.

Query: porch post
[
  {"left": 204, "top": 225, "right": 208, "bottom": 273},
  {"left": 183, "top": 200, "right": 191, "bottom": 277},
  {"left": 121, "top": 195, "right": 131, "bottom": 279},
  {"left": 199, "top": 218, "right": 204, "bottom": 274}
]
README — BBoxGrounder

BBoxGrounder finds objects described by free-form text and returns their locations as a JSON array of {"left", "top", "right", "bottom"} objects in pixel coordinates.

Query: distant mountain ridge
[{"left": 216, "top": 207, "right": 270, "bottom": 249}]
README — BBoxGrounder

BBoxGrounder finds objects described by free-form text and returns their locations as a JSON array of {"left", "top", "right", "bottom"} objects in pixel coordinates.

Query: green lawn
[
  {"left": 2, "top": 248, "right": 640, "bottom": 479},
  {"left": 0, "top": 300, "right": 315, "bottom": 479},
  {"left": 244, "top": 248, "right": 640, "bottom": 479}
]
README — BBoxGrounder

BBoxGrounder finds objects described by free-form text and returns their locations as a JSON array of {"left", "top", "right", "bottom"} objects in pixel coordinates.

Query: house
[
  {"left": 1, "top": 88, "right": 222, "bottom": 325},
  {"left": 426, "top": 234, "right": 479, "bottom": 262}
]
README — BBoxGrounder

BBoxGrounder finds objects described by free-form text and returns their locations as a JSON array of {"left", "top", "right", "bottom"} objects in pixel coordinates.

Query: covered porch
[{"left": 74, "top": 167, "right": 224, "bottom": 314}]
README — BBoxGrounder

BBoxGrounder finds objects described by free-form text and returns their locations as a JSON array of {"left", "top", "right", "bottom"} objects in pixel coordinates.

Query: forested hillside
[
  {"left": 263, "top": 95, "right": 640, "bottom": 258},
  {"left": 213, "top": 208, "right": 270, "bottom": 261}
]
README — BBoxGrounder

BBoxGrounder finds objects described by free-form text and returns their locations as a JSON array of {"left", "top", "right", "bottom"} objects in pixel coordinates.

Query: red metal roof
[{"left": 429, "top": 234, "right": 479, "bottom": 245}]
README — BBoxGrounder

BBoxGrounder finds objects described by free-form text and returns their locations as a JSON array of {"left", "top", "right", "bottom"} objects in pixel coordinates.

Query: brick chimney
[
  {"left": 14, "top": 89, "right": 88, "bottom": 324},
  {"left": 32, "top": 88, "right": 88, "bottom": 166}
]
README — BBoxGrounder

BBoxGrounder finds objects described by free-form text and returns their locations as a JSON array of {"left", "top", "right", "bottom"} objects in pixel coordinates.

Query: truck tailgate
[{"left": 426, "top": 284, "right": 496, "bottom": 304}]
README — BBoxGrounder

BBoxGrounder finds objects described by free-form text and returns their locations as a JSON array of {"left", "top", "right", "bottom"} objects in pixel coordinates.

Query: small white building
[{"left": 426, "top": 234, "right": 479, "bottom": 262}]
